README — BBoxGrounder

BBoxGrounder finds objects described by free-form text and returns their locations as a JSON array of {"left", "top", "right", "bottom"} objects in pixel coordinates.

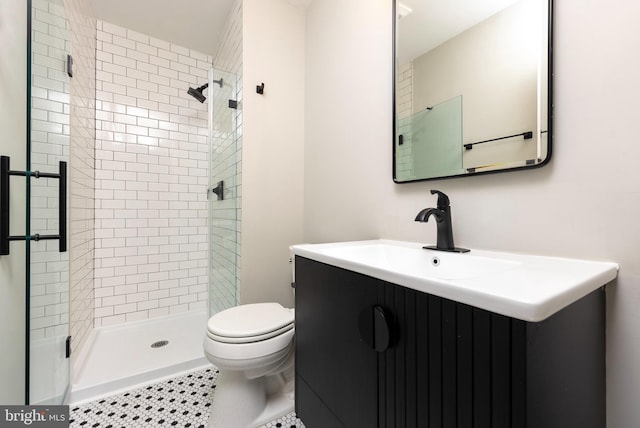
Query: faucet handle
[{"left": 430, "top": 190, "right": 450, "bottom": 209}]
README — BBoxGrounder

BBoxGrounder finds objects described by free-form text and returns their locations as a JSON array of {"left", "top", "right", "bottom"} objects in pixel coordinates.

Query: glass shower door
[
  {"left": 208, "top": 68, "right": 240, "bottom": 316},
  {"left": 28, "top": 0, "right": 71, "bottom": 404},
  {"left": 0, "top": 0, "right": 29, "bottom": 404}
]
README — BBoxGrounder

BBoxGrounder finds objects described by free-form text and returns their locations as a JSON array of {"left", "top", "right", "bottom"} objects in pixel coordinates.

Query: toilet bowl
[{"left": 203, "top": 302, "right": 295, "bottom": 428}]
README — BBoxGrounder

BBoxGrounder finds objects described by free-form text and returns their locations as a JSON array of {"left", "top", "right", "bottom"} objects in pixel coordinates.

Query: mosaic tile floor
[{"left": 69, "top": 366, "right": 305, "bottom": 428}]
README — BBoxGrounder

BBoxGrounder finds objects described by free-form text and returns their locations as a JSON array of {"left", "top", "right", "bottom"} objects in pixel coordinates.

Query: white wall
[
  {"left": 304, "top": 0, "right": 640, "bottom": 426},
  {"left": 0, "top": 0, "right": 27, "bottom": 404},
  {"left": 241, "top": 0, "right": 305, "bottom": 307}
]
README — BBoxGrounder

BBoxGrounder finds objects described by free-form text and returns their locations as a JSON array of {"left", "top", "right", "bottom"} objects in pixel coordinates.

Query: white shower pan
[{"left": 67, "top": 310, "right": 209, "bottom": 404}]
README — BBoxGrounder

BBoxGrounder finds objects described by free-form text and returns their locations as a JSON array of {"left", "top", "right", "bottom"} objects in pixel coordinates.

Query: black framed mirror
[{"left": 393, "top": 0, "right": 553, "bottom": 182}]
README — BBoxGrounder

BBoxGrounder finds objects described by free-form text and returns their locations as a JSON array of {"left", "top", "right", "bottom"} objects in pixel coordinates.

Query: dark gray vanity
[{"left": 294, "top": 254, "right": 611, "bottom": 428}]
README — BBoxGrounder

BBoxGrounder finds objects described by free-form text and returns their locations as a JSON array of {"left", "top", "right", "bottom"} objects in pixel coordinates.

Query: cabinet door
[
  {"left": 295, "top": 257, "right": 380, "bottom": 427},
  {"left": 410, "top": 292, "right": 525, "bottom": 428}
]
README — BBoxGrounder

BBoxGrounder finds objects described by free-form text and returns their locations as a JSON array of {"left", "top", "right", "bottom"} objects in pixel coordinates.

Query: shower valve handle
[{"left": 210, "top": 181, "right": 224, "bottom": 201}]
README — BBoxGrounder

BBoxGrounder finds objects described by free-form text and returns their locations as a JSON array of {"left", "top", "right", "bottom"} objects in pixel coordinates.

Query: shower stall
[{"left": 0, "top": 0, "right": 242, "bottom": 405}]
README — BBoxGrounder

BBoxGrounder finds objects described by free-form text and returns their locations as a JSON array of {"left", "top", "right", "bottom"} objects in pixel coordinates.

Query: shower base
[{"left": 67, "top": 310, "right": 209, "bottom": 404}]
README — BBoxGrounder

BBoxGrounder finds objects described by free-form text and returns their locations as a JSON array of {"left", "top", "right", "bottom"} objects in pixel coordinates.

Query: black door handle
[
  {"left": 358, "top": 305, "right": 392, "bottom": 352},
  {"left": 0, "top": 155, "right": 67, "bottom": 255}
]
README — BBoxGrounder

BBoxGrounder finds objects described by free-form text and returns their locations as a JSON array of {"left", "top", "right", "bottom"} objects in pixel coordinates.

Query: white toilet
[{"left": 203, "top": 302, "right": 296, "bottom": 428}]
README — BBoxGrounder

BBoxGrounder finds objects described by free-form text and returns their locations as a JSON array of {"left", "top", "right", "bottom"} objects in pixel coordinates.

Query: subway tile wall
[
  {"left": 64, "top": 0, "right": 96, "bottom": 360},
  {"left": 94, "top": 21, "right": 212, "bottom": 327},
  {"left": 395, "top": 61, "right": 414, "bottom": 179},
  {"left": 209, "top": 0, "right": 243, "bottom": 315},
  {"left": 30, "top": 0, "right": 71, "bottom": 342}
]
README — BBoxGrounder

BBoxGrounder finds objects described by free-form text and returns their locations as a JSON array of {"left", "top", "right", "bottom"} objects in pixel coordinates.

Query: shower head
[
  {"left": 187, "top": 83, "right": 209, "bottom": 103},
  {"left": 187, "top": 78, "right": 224, "bottom": 103}
]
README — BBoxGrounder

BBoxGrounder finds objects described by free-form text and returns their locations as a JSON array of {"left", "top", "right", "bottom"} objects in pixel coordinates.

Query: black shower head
[{"left": 187, "top": 83, "right": 209, "bottom": 103}]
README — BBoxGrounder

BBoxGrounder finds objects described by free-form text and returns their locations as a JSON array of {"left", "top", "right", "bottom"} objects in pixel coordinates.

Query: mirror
[{"left": 393, "top": 0, "right": 552, "bottom": 182}]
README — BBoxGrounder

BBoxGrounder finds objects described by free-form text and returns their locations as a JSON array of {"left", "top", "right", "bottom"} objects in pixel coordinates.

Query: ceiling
[
  {"left": 90, "top": 0, "right": 237, "bottom": 57},
  {"left": 397, "top": 0, "right": 521, "bottom": 64},
  {"left": 90, "top": 0, "right": 313, "bottom": 57},
  {"left": 89, "top": 0, "right": 516, "bottom": 65}
]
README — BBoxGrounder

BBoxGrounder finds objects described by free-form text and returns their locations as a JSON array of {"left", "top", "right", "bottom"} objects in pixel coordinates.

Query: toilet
[{"left": 203, "top": 302, "right": 296, "bottom": 428}]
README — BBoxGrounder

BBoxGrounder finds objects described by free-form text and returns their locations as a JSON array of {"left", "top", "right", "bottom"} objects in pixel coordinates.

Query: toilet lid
[{"left": 207, "top": 303, "right": 294, "bottom": 339}]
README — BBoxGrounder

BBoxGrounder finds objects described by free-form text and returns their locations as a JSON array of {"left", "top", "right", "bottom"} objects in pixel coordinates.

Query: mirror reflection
[{"left": 394, "top": 0, "right": 551, "bottom": 182}]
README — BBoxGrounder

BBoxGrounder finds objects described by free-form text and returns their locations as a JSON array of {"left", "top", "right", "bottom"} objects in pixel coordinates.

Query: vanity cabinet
[{"left": 295, "top": 256, "right": 605, "bottom": 428}]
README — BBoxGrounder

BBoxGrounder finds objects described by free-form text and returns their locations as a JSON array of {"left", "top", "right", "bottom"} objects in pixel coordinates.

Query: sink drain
[{"left": 151, "top": 340, "right": 169, "bottom": 349}]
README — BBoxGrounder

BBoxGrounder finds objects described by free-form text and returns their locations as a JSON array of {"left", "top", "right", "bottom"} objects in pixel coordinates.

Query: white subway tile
[
  {"left": 169, "top": 304, "right": 189, "bottom": 314},
  {"left": 102, "top": 62, "right": 127, "bottom": 76},
  {"left": 96, "top": 50, "right": 113, "bottom": 63},
  {"left": 100, "top": 101, "right": 127, "bottom": 114},
  {"left": 112, "top": 34, "right": 136, "bottom": 50},
  {"left": 137, "top": 80, "right": 158, "bottom": 93},
  {"left": 126, "top": 124, "right": 148, "bottom": 136},
  {"left": 158, "top": 297, "right": 179, "bottom": 308},
  {"left": 149, "top": 37, "right": 170, "bottom": 50},
  {"left": 127, "top": 68, "right": 149, "bottom": 81},
  {"left": 114, "top": 303, "right": 137, "bottom": 315},
  {"left": 94, "top": 24, "right": 220, "bottom": 326},
  {"left": 113, "top": 54, "right": 137, "bottom": 70},
  {"left": 127, "top": 49, "right": 149, "bottom": 63},
  {"left": 170, "top": 44, "right": 190, "bottom": 56},
  {"left": 158, "top": 67, "right": 179, "bottom": 80},
  {"left": 137, "top": 99, "right": 159, "bottom": 111},
  {"left": 189, "top": 50, "right": 209, "bottom": 62},
  {"left": 125, "top": 311, "right": 149, "bottom": 322},
  {"left": 127, "top": 87, "right": 149, "bottom": 100},
  {"left": 137, "top": 117, "right": 158, "bottom": 129},
  {"left": 137, "top": 136, "right": 159, "bottom": 146},
  {"left": 95, "top": 306, "right": 114, "bottom": 318},
  {"left": 113, "top": 133, "right": 137, "bottom": 144},
  {"left": 113, "top": 151, "right": 137, "bottom": 163},
  {"left": 102, "top": 42, "right": 127, "bottom": 58},
  {"left": 158, "top": 48, "right": 178, "bottom": 62},
  {"left": 99, "top": 315, "right": 126, "bottom": 327},
  {"left": 126, "top": 29, "right": 149, "bottom": 44},
  {"left": 136, "top": 42, "right": 158, "bottom": 56},
  {"left": 137, "top": 61, "right": 158, "bottom": 75},
  {"left": 149, "top": 74, "right": 171, "bottom": 86},
  {"left": 178, "top": 55, "right": 197, "bottom": 67}
]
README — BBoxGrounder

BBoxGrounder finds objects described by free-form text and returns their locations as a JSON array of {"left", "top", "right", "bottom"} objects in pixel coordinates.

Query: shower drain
[{"left": 151, "top": 340, "right": 169, "bottom": 349}]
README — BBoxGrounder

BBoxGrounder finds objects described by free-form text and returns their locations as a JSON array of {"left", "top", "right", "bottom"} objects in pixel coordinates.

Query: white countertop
[{"left": 290, "top": 239, "right": 618, "bottom": 322}]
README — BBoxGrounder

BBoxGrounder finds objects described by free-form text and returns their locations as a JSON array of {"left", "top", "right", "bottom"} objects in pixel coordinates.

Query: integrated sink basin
[
  {"left": 291, "top": 239, "right": 618, "bottom": 321},
  {"left": 318, "top": 242, "right": 520, "bottom": 280}
]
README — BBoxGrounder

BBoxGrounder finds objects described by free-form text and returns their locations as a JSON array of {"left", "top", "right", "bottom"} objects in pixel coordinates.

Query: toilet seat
[
  {"left": 207, "top": 323, "right": 294, "bottom": 344},
  {"left": 206, "top": 303, "right": 294, "bottom": 343}
]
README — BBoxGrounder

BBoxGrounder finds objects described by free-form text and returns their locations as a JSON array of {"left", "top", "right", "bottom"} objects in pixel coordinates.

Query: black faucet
[{"left": 415, "top": 190, "right": 470, "bottom": 253}]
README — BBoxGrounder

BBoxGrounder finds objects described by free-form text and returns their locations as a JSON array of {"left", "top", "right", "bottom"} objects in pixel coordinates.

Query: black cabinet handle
[
  {"left": 373, "top": 306, "right": 391, "bottom": 352},
  {"left": 0, "top": 155, "right": 67, "bottom": 255},
  {"left": 359, "top": 305, "right": 393, "bottom": 352}
]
